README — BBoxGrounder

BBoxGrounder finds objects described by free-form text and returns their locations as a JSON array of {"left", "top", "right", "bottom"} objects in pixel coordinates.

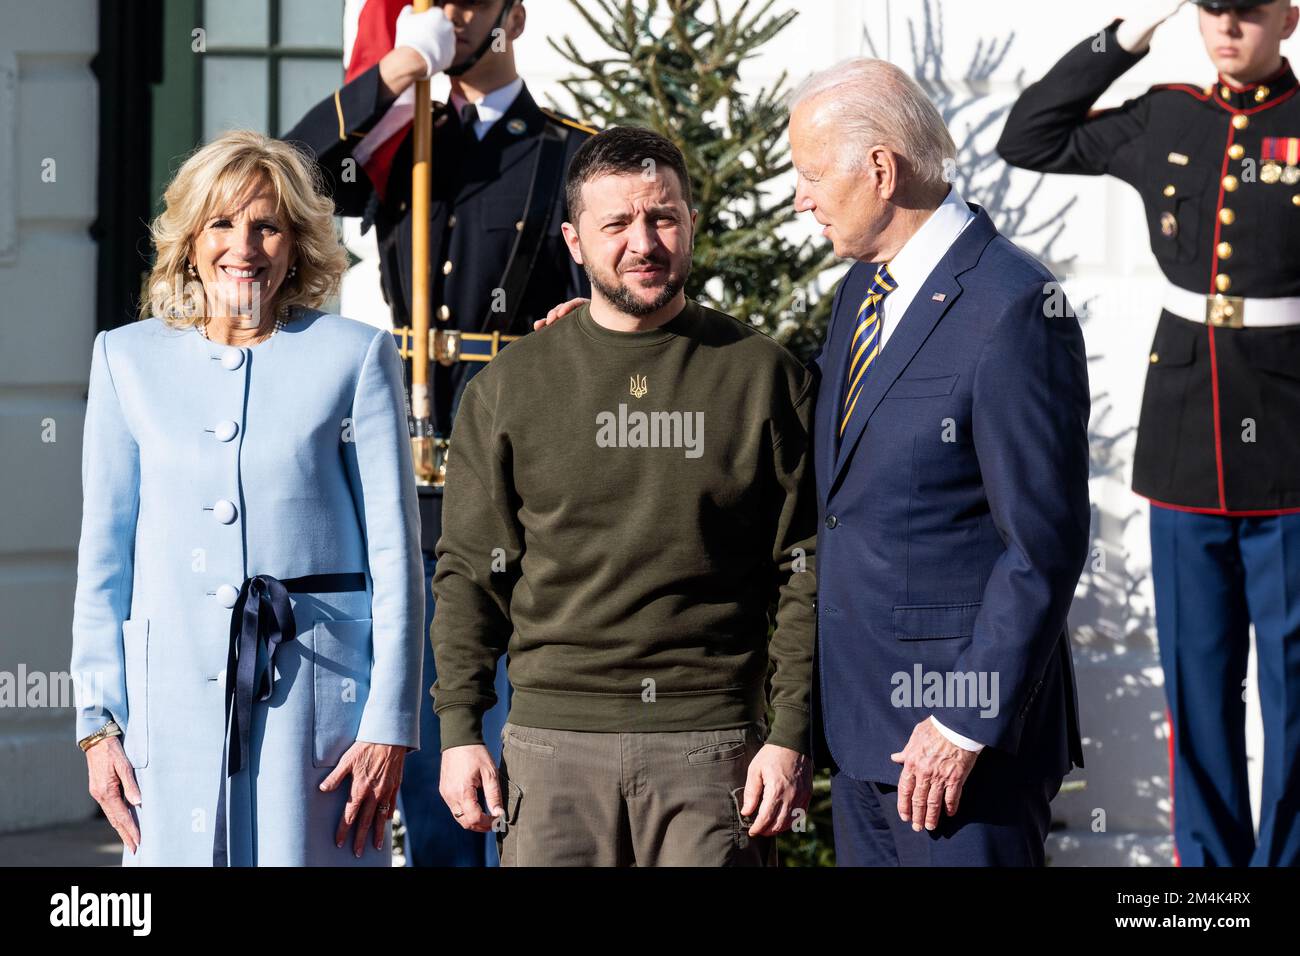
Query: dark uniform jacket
[
  {"left": 998, "top": 19, "right": 1300, "bottom": 515},
  {"left": 284, "top": 64, "right": 592, "bottom": 439}
]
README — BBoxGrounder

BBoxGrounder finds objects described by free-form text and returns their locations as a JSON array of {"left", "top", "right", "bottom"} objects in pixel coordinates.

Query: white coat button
[
  {"left": 213, "top": 499, "right": 237, "bottom": 524},
  {"left": 216, "top": 584, "right": 240, "bottom": 608},
  {"left": 220, "top": 348, "right": 244, "bottom": 370},
  {"left": 214, "top": 420, "right": 239, "bottom": 442}
]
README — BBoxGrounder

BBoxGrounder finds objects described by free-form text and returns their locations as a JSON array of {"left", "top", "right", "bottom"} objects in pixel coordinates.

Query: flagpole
[{"left": 409, "top": 0, "right": 435, "bottom": 484}]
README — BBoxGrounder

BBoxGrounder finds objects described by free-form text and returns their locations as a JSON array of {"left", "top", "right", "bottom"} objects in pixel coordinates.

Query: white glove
[
  {"left": 1116, "top": 0, "right": 1188, "bottom": 54},
  {"left": 394, "top": 4, "right": 457, "bottom": 79}
]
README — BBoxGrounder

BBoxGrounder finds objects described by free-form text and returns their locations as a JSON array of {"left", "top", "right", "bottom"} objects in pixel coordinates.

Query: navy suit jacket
[{"left": 811, "top": 205, "right": 1089, "bottom": 785}]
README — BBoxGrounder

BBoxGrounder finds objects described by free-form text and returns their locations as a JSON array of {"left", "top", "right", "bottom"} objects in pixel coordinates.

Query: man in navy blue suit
[{"left": 788, "top": 59, "right": 1091, "bottom": 866}]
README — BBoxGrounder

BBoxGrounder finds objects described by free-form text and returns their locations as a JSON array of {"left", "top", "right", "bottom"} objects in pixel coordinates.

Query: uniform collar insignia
[{"left": 1213, "top": 58, "right": 1298, "bottom": 112}]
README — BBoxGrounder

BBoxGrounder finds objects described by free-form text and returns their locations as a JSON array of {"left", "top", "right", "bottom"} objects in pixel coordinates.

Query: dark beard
[{"left": 587, "top": 259, "right": 690, "bottom": 317}]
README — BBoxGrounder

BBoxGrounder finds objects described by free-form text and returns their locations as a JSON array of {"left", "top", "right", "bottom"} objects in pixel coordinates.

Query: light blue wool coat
[{"left": 70, "top": 309, "right": 424, "bottom": 866}]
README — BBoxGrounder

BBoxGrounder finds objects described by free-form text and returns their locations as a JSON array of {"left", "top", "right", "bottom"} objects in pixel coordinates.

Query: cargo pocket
[
  {"left": 498, "top": 779, "right": 524, "bottom": 867},
  {"left": 121, "top": 619, "right": 149, "bottom": 769},
  {"left": 311, "top": 618, "right": 373, "bottom": 768},
  {"left": 685, "top": 733, "right": 746, "bottom": 765},
  {"left": 731, "top": 786, "right": 756, "bottom": 850},
  {"left": 504, "top": 727, "right": 555, "bottom": 757}
]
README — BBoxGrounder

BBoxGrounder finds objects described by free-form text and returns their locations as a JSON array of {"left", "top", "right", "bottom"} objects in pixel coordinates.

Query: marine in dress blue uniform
[
  {"left": 998, "top": 3, "right": 1300, "bottom": 866},
  {"left": 283, "top": 8, "right": 592, "bottom": 865}
]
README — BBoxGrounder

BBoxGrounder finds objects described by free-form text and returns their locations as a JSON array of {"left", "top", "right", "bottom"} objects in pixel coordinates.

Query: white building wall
[{"left": 0, "top": 0, "right": 101, "bottom": 832}]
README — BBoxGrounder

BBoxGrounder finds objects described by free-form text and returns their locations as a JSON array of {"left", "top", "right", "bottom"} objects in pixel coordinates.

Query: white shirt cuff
[{"left": 931, "top": 715, "right": 985, "bottom": 752}]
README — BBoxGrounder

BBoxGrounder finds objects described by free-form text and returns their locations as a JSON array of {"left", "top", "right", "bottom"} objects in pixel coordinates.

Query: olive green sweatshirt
[{"left": 430, "top": 300, "right": 818, "bottom": 753}]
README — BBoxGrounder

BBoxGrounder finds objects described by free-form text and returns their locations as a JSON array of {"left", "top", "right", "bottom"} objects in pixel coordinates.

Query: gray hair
[{"left": 789, "top": 58, "right": 956, "bottom": 193}]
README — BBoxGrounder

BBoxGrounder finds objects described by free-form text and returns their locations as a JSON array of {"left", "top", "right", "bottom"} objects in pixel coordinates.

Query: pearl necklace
[{"left": 199, "top": 316, "right": 287, "bottom": 344}]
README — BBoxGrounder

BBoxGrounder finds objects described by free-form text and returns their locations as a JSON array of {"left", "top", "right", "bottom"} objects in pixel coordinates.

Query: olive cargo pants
[{"left": 495, "top": 720, "right": 778, "bottom": 867}]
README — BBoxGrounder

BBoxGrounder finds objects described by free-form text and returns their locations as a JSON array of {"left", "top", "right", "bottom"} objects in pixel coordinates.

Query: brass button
[
  {"left": 515, "top": 220, "right": 525, "bottom": 232},
  {"left": 1232, "top": 114, "right": 1249, "bottom": 130},
  {"left": 442, "top": 260, "right": 454, "bottom": 275},
  {"left": 1222, "top": 174, "right": 1239, "bottom": 192},
  {"left": 1204, "top": 84, "right": 1215, "bottom": 96},
  {"left": 1150, "top": 352, "right": 1160, "bottom": 364},
  {"left": 1256, "top": 85, "right": 1270, "bottom": 103},
  {"left": 1293, "top": 194, "right": 1300, "bottom": 206},
  {"left": 1163, "top": 184, "right": 1176, "bottom": 197},
  {"left": 1221, "top": 85, "right": 1232, "bottom": 98},
  {"left": 1220, "top": 207, "right": 1236, "bottom": 225},
  {"left": 1228, "top": 144, "right": 1245, "bottom": 160},
  {"left": 1217, "top": 241, "right": 1233, "bottom": 259},
  {"left": 437, "top": 304, "right": 451, "bottom": 321},
  {"left": 1215, "top": 273, "right": 1232, "bottom": 292},
  {"left": 448, "top": 214, "right": 457, "bottom": 228}
]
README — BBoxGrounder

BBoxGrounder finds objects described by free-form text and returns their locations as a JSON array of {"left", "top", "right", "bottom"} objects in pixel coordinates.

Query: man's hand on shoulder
[{"left": 533, "top": 297, "right": 591, "bottom": 331}]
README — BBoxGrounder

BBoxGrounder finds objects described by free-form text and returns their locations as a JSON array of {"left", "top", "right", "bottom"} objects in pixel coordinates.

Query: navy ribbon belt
[{"left": 212, "top": 572, "right": 367, "bottom": 866}]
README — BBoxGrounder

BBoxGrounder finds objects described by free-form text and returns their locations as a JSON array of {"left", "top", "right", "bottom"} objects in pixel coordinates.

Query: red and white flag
[{"left": 347, "top": 0, "right": 418, "bottom": 200}]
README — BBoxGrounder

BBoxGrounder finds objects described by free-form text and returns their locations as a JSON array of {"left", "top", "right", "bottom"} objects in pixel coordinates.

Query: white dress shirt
[
  {"left": 449, "top": 76, "right": 524, "bottom": 140},
  {"left": 864, "top": 185, "right": 984, "bottom": 753},
  {"left": 877, "top": 184, "right": 975, "bottom": 353}
]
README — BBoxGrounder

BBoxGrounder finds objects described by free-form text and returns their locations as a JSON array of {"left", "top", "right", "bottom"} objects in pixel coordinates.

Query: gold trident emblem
[{"left": 630, "top": 374, "right": 648, "bottom": 399}]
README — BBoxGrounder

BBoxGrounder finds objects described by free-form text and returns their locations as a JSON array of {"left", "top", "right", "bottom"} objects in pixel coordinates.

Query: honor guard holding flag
[
  {"left": 999, "top": 0, "right": 1300, "bottom": 866},
  {"left": 285, "top": 0, "right": 592, "bottom": 866}
]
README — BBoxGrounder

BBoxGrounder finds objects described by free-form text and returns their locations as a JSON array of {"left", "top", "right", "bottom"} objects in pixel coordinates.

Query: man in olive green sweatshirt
[{"left": 430, "top": 127, "right": 818, "bottom": 866}]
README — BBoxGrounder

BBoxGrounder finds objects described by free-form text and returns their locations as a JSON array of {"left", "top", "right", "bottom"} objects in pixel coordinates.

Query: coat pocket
[
  {"left": 893, "top": 602, "right": 981, "bottom": 640},
  {"left": 884, "top": 373, "right": 959, "bottom": 400},
  {"left": 1147, "top": 164, "right": 1208, "bottom": 264},
  {"left": 121, "top": 619, "right": 149, "bottom": 769},
  {"left": 312, "top": 618, "right": 374, "bottom": 768}
]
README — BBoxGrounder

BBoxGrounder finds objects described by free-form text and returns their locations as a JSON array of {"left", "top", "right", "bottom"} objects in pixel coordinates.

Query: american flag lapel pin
[{"left": 931, "top": 292, "right": 946, "bottom": 302}]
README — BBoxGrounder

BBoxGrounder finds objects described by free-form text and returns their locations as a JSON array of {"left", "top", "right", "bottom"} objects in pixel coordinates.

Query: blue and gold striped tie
[{"left": 840, "top": 263, "right": 895, "bottom": 440}]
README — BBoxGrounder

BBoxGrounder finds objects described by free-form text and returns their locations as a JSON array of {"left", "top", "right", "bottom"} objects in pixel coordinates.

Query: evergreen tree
[{"left": 550, "top": 0, "right": 840, "bottom": 360}]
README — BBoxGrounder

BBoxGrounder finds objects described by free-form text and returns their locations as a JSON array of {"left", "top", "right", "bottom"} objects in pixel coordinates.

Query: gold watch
[{"left": 77, "top": 721, "right": 122, "bottom": 752}]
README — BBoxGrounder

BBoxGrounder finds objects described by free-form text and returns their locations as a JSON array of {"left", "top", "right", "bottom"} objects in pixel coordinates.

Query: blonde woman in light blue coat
[{"left": 70, "top": 130, "right": 424, "bottom": 866}]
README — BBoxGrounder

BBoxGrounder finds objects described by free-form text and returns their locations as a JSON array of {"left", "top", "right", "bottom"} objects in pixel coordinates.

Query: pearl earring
[
  {"left": 186, "top": 262, "right": 197, "bottom": 277},
  {"left": 288, "top": 264, "right": 297, "bottom": 279}
]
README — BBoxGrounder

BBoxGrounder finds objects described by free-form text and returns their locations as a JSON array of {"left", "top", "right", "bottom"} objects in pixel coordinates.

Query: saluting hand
[{"left": 1116, "top": 1, "right": 1188, "bottom": 54}]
